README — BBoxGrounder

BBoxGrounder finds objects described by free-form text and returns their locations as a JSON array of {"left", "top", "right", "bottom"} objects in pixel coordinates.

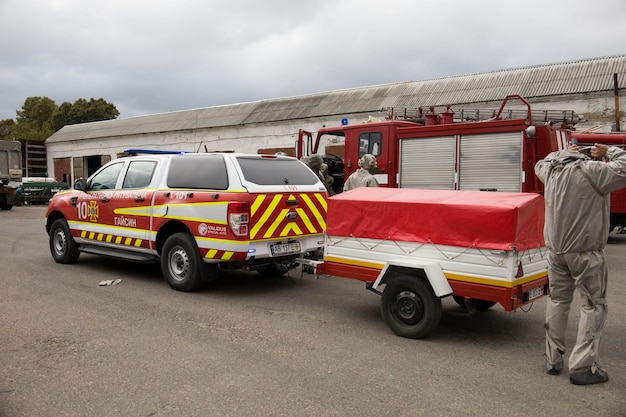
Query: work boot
[
  {"left": 569, "top": 364, "right": 609, "bottom": 385},
  {"left": 545, "top": 356, "right": 563, "bottom": 375}
]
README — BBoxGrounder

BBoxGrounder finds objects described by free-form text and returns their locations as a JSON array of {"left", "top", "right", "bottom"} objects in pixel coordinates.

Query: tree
[
  {"left": 50, "top": 102, "right": 72, "bottom": 132},
  {"left": 0, "top": 119, "right": 15, "bottom": 141},
  {"left": 16, "top": 96, "right": 57, "bottom": 130},
  {"left": 51, "top": 98, "right": 119, "bottom": 131},
  {"left": 11, "top": 96, "right": 56, "bottom": 141},
  {"left": 7, "top": 96, "right": 120, "bottom": 141}
]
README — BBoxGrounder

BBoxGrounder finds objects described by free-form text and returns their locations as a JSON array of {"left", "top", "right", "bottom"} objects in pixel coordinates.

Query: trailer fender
[{"left": 372, "top": 259, "right": 452, "bottom": 297}]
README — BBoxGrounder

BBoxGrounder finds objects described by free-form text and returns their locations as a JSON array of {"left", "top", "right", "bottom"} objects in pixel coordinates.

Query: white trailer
[{"left": 306, "top": 187, "right": 549, "bottom": 339}]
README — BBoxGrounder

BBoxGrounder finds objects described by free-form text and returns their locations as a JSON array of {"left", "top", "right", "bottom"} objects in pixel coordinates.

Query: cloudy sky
[{"left": 1, "top": 0, "right": 625, "bottom": 121}]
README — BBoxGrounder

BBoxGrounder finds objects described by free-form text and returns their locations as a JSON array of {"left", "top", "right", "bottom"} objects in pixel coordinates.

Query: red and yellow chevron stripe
[
  {"left": 203, "top": 248, "right": 247, "bottom": 261},
  {"left": 249, "top": 192, "right": 327, "bottom": 240}
]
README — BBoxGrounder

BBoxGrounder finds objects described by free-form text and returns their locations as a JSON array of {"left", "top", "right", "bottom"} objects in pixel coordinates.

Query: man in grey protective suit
[
  {"left": 535, "top": 142, "right": 626, "bottom": 385},
  {"left": 303, "top": 154, "right": 334, "bottom": 194},
  {"left": 343, "top": 154, "right": 379, "bottom": 192}
]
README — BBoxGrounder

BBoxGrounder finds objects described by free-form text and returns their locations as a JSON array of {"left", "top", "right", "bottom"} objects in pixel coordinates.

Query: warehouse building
[{"left": 45, "top": 55, "right": 626, "bottom": 185}]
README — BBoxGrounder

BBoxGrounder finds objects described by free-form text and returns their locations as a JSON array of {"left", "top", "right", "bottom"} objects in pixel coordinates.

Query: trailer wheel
[
  {"left": 161, "top": 232, "right": 206, "bottom": 292},
  {"left": 452, "top": 296, "right": 497, "bottom": 311},
  {"left": 49, "top": 218, "right": 80, "bottom": 264},
  {"left": 380, "top": 275, "right": 442, "bottom": 339}
]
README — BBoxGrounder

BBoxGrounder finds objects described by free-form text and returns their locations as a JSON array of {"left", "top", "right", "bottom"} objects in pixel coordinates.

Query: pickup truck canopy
[{"left": 327, "top": 188, "right": 545, "bottom": 251}]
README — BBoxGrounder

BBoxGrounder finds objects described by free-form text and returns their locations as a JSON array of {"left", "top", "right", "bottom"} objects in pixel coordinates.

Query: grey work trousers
[{"left": 545, "top": 250, "right": 608, "bottom": 373}]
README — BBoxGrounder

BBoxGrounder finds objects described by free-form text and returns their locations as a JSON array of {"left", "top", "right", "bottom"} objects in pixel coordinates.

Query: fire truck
[{"left": 298, "top": 95, "right": 626, "bottom": 232}]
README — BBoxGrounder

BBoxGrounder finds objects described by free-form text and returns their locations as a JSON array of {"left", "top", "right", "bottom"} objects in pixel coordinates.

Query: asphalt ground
[{"left": 1, "top": 205, "right": 625, "bottom": 417}]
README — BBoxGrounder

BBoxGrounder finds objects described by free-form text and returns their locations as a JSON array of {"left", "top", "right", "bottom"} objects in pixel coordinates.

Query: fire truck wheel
[
  {"left": 380, "top": 275, "right": 442, "bottom": 339},
  {"left": 49, "top": 218, "right": 80, "bottom": 264},
  {"left": 161, "top": 232, "right": 206, "bottom": 292},
  {"left": 452, "top": 296, "right": 497, "bottom": 311}
]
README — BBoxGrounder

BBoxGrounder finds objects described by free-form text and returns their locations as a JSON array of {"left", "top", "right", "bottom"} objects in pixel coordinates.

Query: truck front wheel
[
  {"left": 49, "top": 219, "right": 80, "bottom": 264},
  {"left": 381, "top": 275, "right": 442, "bottom": 339},
  {"left": 161, "top": 232, "right": 205, "bottom": 292}
]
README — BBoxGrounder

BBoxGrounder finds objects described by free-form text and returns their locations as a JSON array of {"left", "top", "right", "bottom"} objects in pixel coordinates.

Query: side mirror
[{"left": 74, "top": 178, "right": 87, "bottom": 191}]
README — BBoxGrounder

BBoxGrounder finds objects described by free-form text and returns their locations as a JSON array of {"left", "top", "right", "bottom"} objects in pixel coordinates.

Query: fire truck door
[
  {"left": 297, "top": 129, "right": 313, "bottom": 159},
  {"left": 356, "top": 129, "right": 388, "bottom": 186}
]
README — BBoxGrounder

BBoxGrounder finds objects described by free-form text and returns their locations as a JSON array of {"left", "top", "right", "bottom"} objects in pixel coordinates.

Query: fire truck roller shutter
[
  {"left": 400, "top": 136, "right": 456, "bottom": 190},
  {"left": 458, "top": 132, "right": 523, "bottom": 192}
]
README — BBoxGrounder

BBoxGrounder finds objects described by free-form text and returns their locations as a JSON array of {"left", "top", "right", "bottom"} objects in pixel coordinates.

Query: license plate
[
  {"left": 270, "top": 242, "right": 301, "bottom": 256},
  {"left": 526, "top": 285, "right": 544, "bottom": 301}
]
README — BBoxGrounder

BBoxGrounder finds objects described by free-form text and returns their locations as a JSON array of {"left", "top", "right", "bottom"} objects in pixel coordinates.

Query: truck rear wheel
[
  {"left": 161, "top": 232, "right": 206, "bottom": 292},
  {"left": 381, "top": 275, "right": 442, "bottom": 339},
  {"left": 49, "top": 219, "right": 80, "bottom": 264}
]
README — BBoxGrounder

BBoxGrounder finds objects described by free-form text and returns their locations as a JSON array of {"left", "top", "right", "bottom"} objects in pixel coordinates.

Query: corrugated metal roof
[{"left": 47, "top": 55, "right": 626, "bottom": 143}]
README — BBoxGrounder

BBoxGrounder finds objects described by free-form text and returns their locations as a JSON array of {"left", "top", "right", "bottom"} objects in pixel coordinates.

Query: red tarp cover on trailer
[{"left": 326, "top": 188, "right": 545, "bottom": 250}]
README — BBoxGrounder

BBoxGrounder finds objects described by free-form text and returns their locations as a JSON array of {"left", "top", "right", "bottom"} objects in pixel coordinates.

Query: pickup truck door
[
  {"left": 109, "top": 160, "right": 158, "bottom": 252},
  {"left": 74, "top": 161, "right": 125, "bottom": 244}
]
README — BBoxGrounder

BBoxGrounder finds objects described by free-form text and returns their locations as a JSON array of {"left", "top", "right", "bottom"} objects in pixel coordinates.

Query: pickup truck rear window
[
  {"left": 167, "top": 155, "right": 229, "bottom": 189},
  {"left": 236, "top": 157, "right": 320, "bottom": 185}
]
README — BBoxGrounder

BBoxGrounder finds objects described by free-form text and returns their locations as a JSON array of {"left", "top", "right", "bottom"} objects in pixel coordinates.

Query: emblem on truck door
[{"left": 286, "top": 211, "right": 298, "bottom": 220}]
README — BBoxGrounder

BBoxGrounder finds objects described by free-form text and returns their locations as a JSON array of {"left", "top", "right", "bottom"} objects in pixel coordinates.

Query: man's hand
[{"left": 591, "top": 143, "right": 610, "bottom": 160}]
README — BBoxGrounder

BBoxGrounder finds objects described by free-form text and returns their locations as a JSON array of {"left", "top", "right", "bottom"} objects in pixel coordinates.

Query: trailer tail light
[{"left": 228, "top": 201, "right": 250, "bottom": 237}]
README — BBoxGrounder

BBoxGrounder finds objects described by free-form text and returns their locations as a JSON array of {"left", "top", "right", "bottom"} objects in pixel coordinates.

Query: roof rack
[
  {"left": 123, "top": 149, "right": 188, "bottom": 155},
  {"left": 387, "top": 106, "right": 580, "bottom": 126}
]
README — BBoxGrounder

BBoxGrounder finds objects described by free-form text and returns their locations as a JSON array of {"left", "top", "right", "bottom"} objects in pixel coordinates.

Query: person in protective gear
[
  {"left": 306, "top": 154, "right": 324, "bottom": 174},
  {"left": 535, "top": 142, "right": 626, "bottom": 385},
  {"left": 302, "top": 154, "right": 334, "bottom": 194},
  {"left": 319, "top": 162, "right": 335, "bottom": 195},
  {"left": 343, "top": 154, "right": 379, "bottom": 191}
]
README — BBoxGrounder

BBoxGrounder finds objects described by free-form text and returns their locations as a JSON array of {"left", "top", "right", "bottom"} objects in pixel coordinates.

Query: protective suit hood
[{"left": 545, "top": 150, "right": 589, "bottom": 171}]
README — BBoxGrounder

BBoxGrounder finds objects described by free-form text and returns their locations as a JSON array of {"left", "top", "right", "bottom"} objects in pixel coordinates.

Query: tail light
[{"left": 228, "top": 201, "right": 249, "bottom": 237}]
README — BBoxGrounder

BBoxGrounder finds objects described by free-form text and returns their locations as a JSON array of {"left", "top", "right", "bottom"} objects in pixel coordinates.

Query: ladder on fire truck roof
[
  {"left": 387, "top": 106, "right": 579, "bottom": 125},
  {"left": 387, "top": 95, "right": 580, "bottom": 126}
]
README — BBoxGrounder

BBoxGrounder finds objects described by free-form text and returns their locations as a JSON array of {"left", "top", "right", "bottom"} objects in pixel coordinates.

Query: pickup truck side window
[
  {"left": 167, "top": 155, "right": 229, "bottom": 189},
  {"left": 358, "top": 132, "right": 382, "bottom": 157},
  {"left": 89, "top": 162, "right": 124, "bottom": 190},
  {"left": 236, "top": 157, "right": 319, "bottom": 185},
  {"left": 122, "top": 161, "right": 157, "bottom": 189}
]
